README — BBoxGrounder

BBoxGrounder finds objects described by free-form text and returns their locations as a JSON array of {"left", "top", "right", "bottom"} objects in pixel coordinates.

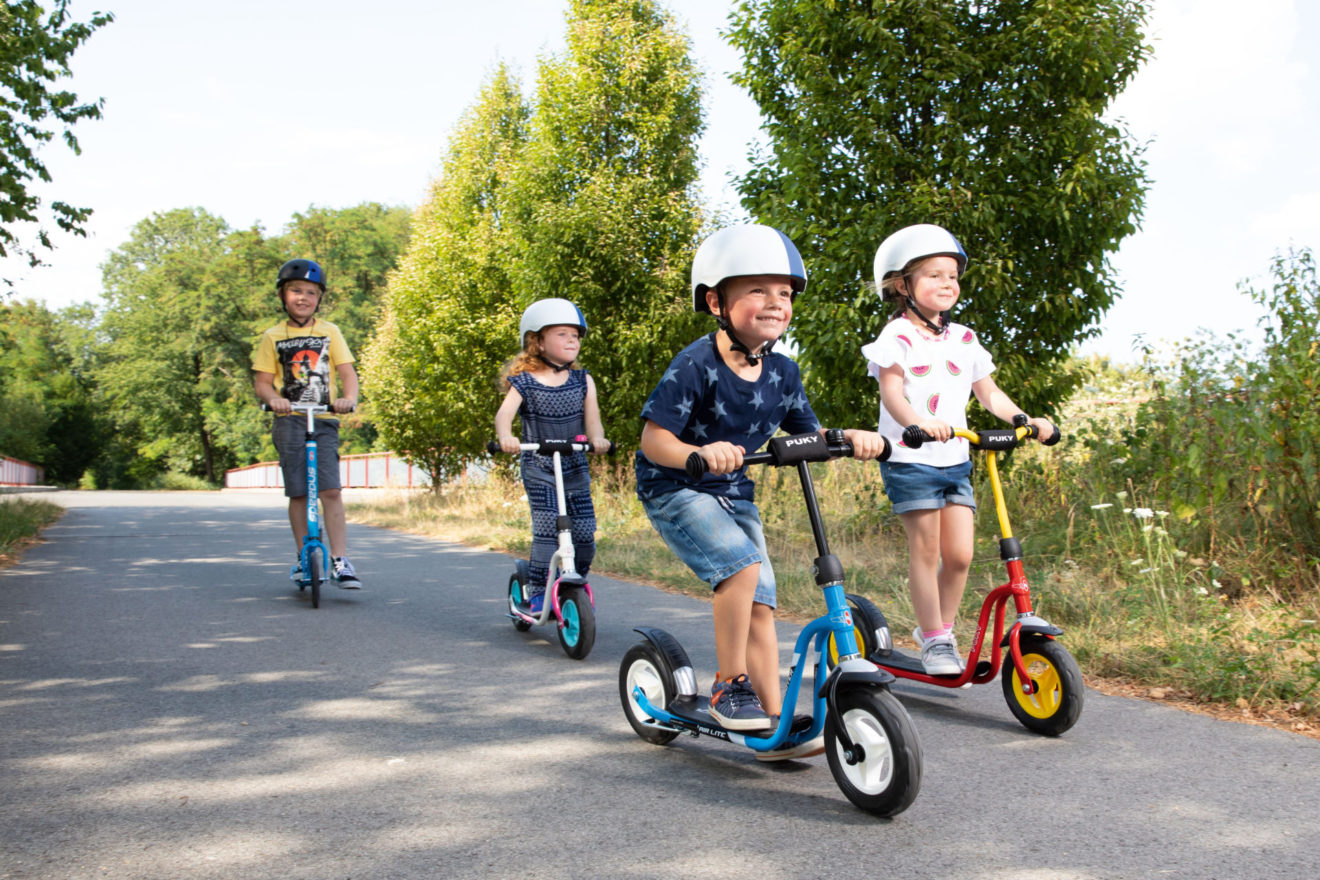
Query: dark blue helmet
[{"left": 275, "top": 259, "right": 327, "bottom": 292}]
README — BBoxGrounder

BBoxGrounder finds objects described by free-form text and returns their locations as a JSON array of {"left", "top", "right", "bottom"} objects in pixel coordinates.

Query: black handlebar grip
[
  {"left": 902, "top": 425, "right": 928, "bottom": 449},
  {"left": 878, "top": 435, "right": 893, "bottom": 462},
  {"left": 1042, "top": 424, "right": 1062, "bottom": 446},
  {"left": 487, "top": 441, "right": 501, "bottom": 454},
  {"left": 685, "top": 450, "right": 707, "bottom": 479}
]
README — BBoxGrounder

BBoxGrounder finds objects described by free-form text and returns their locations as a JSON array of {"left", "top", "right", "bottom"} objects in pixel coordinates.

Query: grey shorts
[{"left": 273, "top": 416, "right": 341, "bottom": 498}]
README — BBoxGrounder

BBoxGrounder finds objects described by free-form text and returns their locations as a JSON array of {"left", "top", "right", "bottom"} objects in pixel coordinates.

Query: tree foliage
[
  {"left": 0, "top": 298, "right": 101, "bottom": 479},
  {"left": 1, "top": 0, "right": 114, "bottom": 279},
  {"left": 727, "top": 0, "right": 1151, "bottom": 424},
  {"left": 364, "top": 65, "right": 531, "bottom": 482},
  {"left": 368, "top": 0, "right": 707, "bottom": 479}
]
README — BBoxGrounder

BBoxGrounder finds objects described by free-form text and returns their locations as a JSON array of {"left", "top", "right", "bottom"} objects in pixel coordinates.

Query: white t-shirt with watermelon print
[{"left": 861, "top": 315, "right": 995, "bottom": 466}]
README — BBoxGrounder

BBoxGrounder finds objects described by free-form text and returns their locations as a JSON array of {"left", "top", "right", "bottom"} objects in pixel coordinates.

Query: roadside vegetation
[{"left": 0, "top": 497, "right": 63, "bottom": 565}]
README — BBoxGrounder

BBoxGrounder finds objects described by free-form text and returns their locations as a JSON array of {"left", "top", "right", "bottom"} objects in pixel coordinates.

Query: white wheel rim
[
  {"left": 836, "top": 707, "right": 895, "bottom": 793},
  {"left": 627, "top": 660, "right": 666, "bottom": 726}
]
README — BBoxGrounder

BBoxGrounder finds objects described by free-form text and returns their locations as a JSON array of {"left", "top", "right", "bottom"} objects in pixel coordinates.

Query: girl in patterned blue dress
[{"left": 495, "top": 299, "right": 610, "bottom": 613}]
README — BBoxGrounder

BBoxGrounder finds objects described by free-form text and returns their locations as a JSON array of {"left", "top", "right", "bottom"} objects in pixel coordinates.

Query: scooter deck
[
  {"left": 663, "top": 696, "right": 813, "bottom": 739},
  {"left": 874, "top": 647, "right": 993, "bottom": 680}
]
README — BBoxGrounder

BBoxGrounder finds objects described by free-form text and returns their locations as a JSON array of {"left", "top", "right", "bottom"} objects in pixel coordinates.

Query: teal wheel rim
[{"left": 561, "top": 598, "right": 580, "bottom": 645}]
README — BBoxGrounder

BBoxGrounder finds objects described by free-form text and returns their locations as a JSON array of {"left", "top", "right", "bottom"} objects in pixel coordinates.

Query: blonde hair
[{"left": 498, "top": 330, "right": 581, "bottom": 390}]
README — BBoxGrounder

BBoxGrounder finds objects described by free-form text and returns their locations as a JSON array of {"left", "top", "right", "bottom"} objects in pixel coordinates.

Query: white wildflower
[
  {"left": 1091, "top": 503, "right": 1113, "bottom": 510},
  {"left": 1132, "top": 507, "right": 1154, "bottom": 519}
]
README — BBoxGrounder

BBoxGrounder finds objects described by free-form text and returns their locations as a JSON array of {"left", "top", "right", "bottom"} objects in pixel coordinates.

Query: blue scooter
[{"left": 618, "top": 430, "right": 923, "bottom": 818}]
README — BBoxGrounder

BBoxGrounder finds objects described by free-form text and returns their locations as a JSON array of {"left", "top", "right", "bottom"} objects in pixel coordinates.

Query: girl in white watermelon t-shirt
[{"left": 861, "top": 225, "right": 1055, "bottom": 677}]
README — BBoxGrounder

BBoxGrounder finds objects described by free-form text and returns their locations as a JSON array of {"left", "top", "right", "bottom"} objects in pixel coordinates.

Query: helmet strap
[
  {"left": 713, "top": 290, "right": 775, "bottom": 366},
  {"left": 905, "top": 299, "right": 947, "bottom": 336},
  {"left": 537, "top": 354, "right": 573, "bottom": 373}
]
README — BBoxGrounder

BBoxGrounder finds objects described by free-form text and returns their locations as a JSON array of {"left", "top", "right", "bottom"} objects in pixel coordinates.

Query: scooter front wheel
[
  {"left": 556, "top": 585, "right": 595, "bottom": 660},
  {"left": 825, "top": 686, "right": 922, "bottom": 818},
  {"left": 1001, "top": 636, "right": 1084, "bottom": 736},
  {"left": 308, "top": 553, "right": 322, "bottom": 610},
  {"left": 618, "top": 642, "right": 679, "bottom": 745},
  {"left": 507, "top": 562, "right": 532, "bottom": 631}
]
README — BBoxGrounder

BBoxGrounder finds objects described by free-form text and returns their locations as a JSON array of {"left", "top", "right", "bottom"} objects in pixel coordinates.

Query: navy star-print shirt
[{"left": 635, "top": 334, "right": 820, "bottom": 501}]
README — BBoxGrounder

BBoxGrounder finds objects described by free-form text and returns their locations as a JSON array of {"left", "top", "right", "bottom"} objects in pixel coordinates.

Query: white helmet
[
  {"left": 873, "top": 224, "right": 967, "bottom": 294},
  {"left": 518, "top": 298, "right": 587, "bottom": 343},
  {"left": 690, "top": 223, "right": 807, "bottom": 313}
]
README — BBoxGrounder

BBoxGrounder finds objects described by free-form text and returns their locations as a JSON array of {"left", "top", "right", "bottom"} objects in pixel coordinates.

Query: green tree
[
  {"left": 507, "top": 0, "right": 707, "bottom": 444},
  {"left": 0, "top": 298, "right": 101, "bottom": 481},
  {"left": 364, "top": 65, "right": 531, "bottom": 482},
  {"left": 97, "top": 208, "right": 275, "bottom": 484},
  {"left": 727, "top": 0, "right": 1151, "bottom": 424},
  {"left": 1, "top": 1, "right": 114, "bottom": 281}
]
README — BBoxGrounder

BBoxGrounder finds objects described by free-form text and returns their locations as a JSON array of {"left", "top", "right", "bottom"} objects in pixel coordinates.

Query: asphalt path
[{"left": 1, "top": 490, "right": 1317, "bottom": 880}]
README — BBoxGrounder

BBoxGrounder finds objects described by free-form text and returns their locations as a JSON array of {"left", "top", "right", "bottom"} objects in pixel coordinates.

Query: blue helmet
[{"left": 275, "top": 259, "right": 327, "bottom": 293}]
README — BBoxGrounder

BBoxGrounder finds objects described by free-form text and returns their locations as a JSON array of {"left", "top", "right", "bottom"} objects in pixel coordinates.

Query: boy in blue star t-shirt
[{"left": 635, "top": 224, "right": 887, "bottom": 758}]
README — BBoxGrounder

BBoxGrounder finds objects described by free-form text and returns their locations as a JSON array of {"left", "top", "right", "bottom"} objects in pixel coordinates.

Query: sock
[{"left": 923, "top": 625, "right": 952, "bottom": 641}]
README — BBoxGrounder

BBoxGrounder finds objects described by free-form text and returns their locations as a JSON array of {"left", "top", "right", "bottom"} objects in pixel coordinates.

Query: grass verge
[{"left": 0, "top": 496, "right": 64, "bottom": 567}]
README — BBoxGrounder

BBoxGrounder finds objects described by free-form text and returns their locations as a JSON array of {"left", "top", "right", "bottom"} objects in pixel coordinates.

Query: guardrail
[
  {"left": 1, "top": 455, "right": 45, "bottom": 486},
  {"left": 225, "top": 451, "right": 431, "bottom": 489}
]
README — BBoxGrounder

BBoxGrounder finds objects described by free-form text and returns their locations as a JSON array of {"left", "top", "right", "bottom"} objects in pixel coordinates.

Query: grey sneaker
[
  {"left": 333, "top": 556, "right": 362, "bottom": 589},
  {"left": 709, "top": 674, "right": 772, "bottom": 731},
  {"left": 920, "top": 633, "right": 962, "bottom": 676}
]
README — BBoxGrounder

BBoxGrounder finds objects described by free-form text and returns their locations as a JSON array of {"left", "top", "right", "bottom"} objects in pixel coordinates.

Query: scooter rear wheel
[
  {"left": 1001, "top": 636, "right": 1084, "bottom": 736},
  {"left": 825, "top": 686, "right": 922, "bottom": 818},
  {"left": 619, "top": 642, "right": 679, "bottom": 745},
  {"left": 556, "top": 585, "right": 595, "bottom": 660}
]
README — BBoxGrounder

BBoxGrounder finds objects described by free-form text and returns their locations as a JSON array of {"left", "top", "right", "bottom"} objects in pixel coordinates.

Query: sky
[{"left": 2, "top": 0, "right": 1317, "bottom": 362}]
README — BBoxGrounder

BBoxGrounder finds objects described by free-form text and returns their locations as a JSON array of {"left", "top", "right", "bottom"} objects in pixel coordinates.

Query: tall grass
[{"left": 0, "top": 497, "right": 63, "bottom": 561}]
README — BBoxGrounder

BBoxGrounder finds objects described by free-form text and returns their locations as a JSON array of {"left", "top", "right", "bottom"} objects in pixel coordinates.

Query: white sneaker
[{"left": 920, "top": 633, "right": 962, "bottom": 676}]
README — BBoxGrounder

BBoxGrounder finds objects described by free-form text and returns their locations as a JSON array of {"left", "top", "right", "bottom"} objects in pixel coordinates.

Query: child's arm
[
  {"left": 640, "top": 420, "right": 744, "bottom": 476},
  {"left": 878, "top": 364, "right": 952, "bottom": 440},
  {"left": 971, "top": 376, "right": 1055, "bottom": 442},
  {"left": 254, "top": 371, "right": 290, "bottom": 413},
  {"left": 583, "top": 375, "right": 609, "bottom": 454},
  {"left": 334, "top": 363, "right": 359, "bottom": 413},
  {"left": 495, "top": 386, "right": 524, "bottom": 453}
]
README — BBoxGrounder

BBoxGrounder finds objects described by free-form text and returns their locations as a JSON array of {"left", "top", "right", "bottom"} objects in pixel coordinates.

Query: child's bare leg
[
  {"left": 936, "top": 504, "right": 975, "bottom": 624},
  {"left": 288, "top": 497, "right": 308, "bottom": 550},
  {"left": 901, "top": 509, "right": 944, "bottom": 632},
  {"left": 320, "top": 488, "right": 347, "bottom": 557},
  {"left": 745, "top": 601, "right": 781, "bottom": 717},
  {"left": 713, "top": 563, "right": 760, "bottom": 680}
]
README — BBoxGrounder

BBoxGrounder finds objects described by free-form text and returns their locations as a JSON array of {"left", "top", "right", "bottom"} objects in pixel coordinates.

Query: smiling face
[
  {"left": 899, "top": 255, "right": 961, "bottom": 317},
  {"left": 708, "top": 274, "right": 795, "bottom": 350},
  {"left": 538, "top": 324, "right": 582, "bottom": 365},
  {"left": 281, "top": 279, "right": 323, "bottom": 323}
]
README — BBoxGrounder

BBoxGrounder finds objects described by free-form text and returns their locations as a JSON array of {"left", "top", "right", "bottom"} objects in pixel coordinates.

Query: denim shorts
[
  {"left": 880, "top": 459, "right": 975, "bottom": 515},
  {"left": 641, "top": 488, "right": 777, "bottom": 607},
  {"left": 273, "top": 416, "right": 341, "bottom": 499}
]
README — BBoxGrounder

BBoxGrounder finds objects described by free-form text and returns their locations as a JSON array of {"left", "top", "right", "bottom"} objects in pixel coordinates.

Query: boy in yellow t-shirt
[{"left": 252, "top": 259, "right": 362, "bottom": 588}]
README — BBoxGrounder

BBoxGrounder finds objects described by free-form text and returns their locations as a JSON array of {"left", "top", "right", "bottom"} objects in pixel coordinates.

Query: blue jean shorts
[
  {"left": 641, "top": 488, "right": 777, "bottom": 607},
  {"left": 880, "top": 459, "right": 976, "bottom": 515},
  {"left": 273, "top": 416, "right": 341, "bottom": 499}
]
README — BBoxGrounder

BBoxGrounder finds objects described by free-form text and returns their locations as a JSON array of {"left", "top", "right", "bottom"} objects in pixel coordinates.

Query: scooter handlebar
[
  {"left": 683, "top": 429, "right": 883, "bottom": 479},
  {"left": 903, "top": 417, "right": 1061, "bottom": 450},
  {"left": 260, "top": 402, "right": 354, "bottom": 413},
  {"left": 487, "top": 438, "right": 615, "bottom": 456}
]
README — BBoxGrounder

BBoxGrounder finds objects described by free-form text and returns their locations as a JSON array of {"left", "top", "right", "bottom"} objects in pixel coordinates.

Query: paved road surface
[{"left": 2, "top": 490, "right": 1317, "bottom": 879}]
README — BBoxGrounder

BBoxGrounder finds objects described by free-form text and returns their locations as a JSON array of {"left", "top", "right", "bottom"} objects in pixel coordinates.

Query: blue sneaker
[
  {"left": 528, "top": 592, "right": 545, "bottom": 614},
  {"left": 289, "top": 560, "right": 305, "bottom": 582},
  {"left": 709, "top": 674, "right": 772, "bottom": 731}
]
